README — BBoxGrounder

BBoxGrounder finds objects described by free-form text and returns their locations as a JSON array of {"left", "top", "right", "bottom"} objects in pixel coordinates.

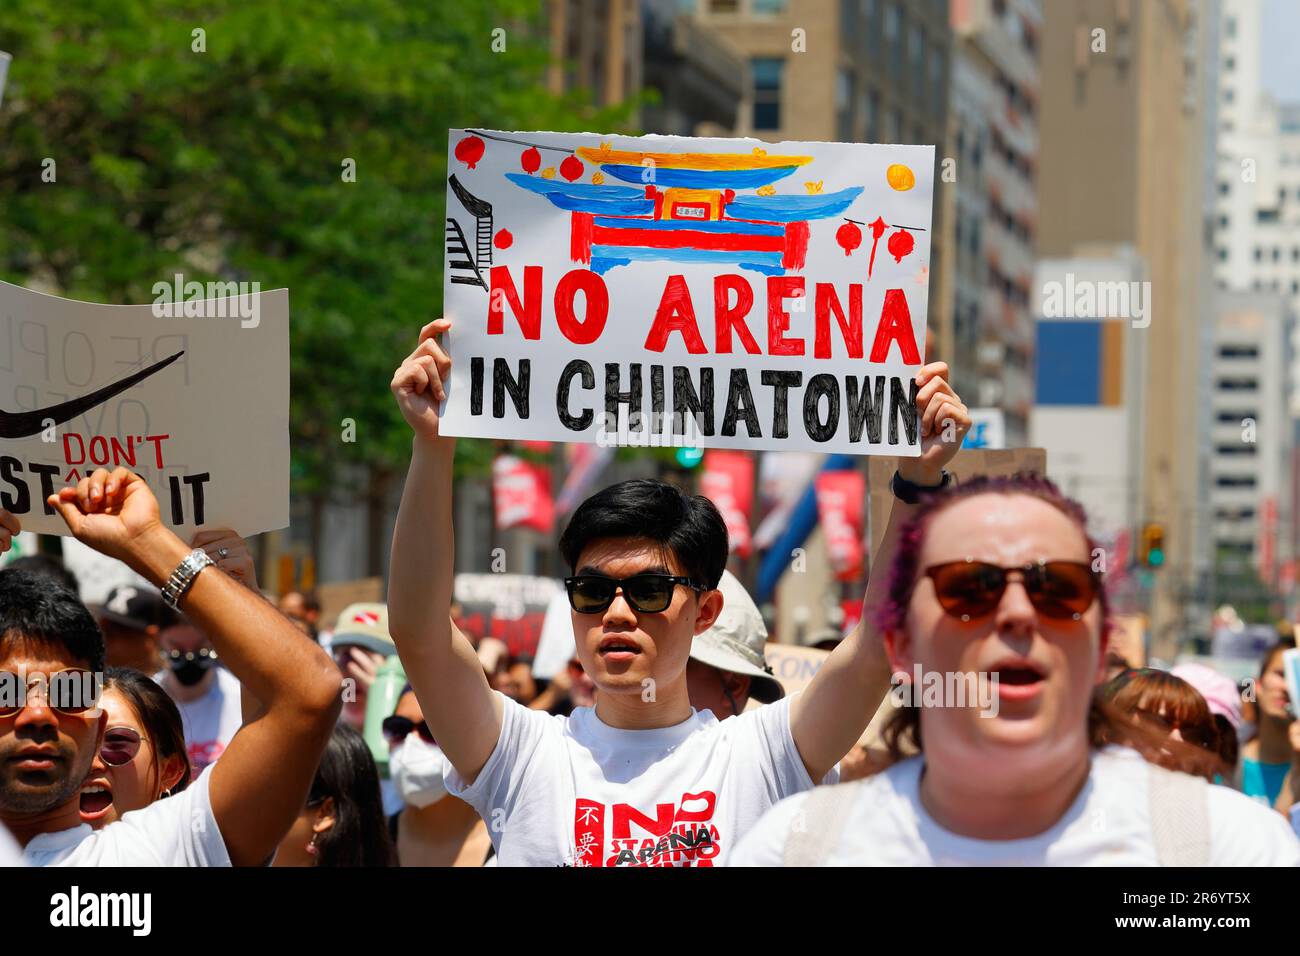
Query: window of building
[
  {"left": 865, "top": 0, "right": 881, "bottom": 56},
  {"left": 1214, "top": 475, "right": 1255, "bottom": 489},
  {"left": 864, "top": 87, "right": 880, "bottom": 141},
  {"left": 1224, "top": 56, "right": 1235, "bottom": 71},
  {"left": 1217, "top": 247, "right": 1228, "bottom": 261},
  {"left": 929, "top": 45, "right": 945, "bottom": 115},
  {"left": 1216, "top": 445, "right": 1257, "bottom": 456},
  {"left": 885, "top": 107, "right": 902, "bottom": 143},
  {"left": 709, "top": 0, "right": 740, "bottom": 12},
  {"left": 1225, "top": 16, "right": 1236, "bottom": 38},
  {"left": 1214, "top": 410, "right": 1253, "bottom": 423},
  {"left": 1216, "top": 377, "right": 1258, "bottom": 391},
  {"left": 885, "top": 3, "right": 901, "bottom": 82},
  {"left": 910, "top": 23, "right": 925, "bottom": 103},
  {"left": 753, "top": 0, "right": 787, "bottom": 13},
  {"left": 1217, "top": 345, "right": 1258, "bottom": 359},
  {"left": 836, "top": 68, "right": 854, "bottom": 141},
  {"left": 751, "top": 58, "right": 783, "bottom": 130}
]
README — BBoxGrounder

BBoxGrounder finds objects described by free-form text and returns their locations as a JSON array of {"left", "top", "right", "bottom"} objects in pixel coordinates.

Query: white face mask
[{"left": 389, "top": 735, "right": 448, "bottom": 809}]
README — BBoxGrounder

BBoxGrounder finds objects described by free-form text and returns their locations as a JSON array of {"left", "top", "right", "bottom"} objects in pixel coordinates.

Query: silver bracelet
[{"left": 160, "top": 549, "right": 215, "bottom": 610}]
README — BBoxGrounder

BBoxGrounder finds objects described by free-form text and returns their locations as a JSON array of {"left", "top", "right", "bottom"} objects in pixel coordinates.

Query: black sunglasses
[
  {"left": 563, "top": 573, "right": 706, "bottom": 615},
  {"left": 382, "top": 715, "right": 435, "bottom": 746},
  {"left": 923, "top": 560, "right": 1100, "bottom": 622},
  {"left": 164, "top": 648, "right": 217, "bottom": 664}
]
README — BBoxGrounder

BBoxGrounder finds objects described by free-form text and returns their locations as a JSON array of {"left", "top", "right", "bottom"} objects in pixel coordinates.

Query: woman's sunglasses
[
  {"left": 563, "top": 573, "right": 706, "bottom": 615},
  {"left": 382, "top": 715, "right": 436, "bottom": 746},
  {"left": 0, "top": 668, "right": 100, "bottom": 718},
  {"left": 923, "top": 560, "right": 1100, "bottom": 622},
  {"left": 100, "top": 727, "right": 142, "bottom": 767}
]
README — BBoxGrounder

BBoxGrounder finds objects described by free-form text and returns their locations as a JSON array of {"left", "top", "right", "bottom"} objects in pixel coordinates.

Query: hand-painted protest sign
[
  {"left": 0, "top": 280, "right": 289, "bottom": 537},
  {"left": 440, "top": 130, "right": 934, "bottom": 456}
]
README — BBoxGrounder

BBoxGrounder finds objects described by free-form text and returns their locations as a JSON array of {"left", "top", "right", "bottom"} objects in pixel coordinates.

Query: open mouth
[
  {"left": 995, "top": 667, "right": 1043, "bottom": 686},
  {"left": 598, "top": 637, "right": 641, "bottom": 656},
  {"left": 989, "top": 659, "right": 1047, "bottom": 699},
  {"left": 79, "top": 781, "right": 114, "bottom": 821}
]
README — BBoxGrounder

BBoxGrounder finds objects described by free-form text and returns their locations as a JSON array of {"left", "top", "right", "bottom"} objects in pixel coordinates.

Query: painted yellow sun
[{"left": 886, "top": 164, "right": 915, "bottom": 191}]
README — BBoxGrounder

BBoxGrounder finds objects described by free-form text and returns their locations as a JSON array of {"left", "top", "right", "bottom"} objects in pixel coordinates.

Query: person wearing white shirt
[
  {"left": 386, "top": 319, "right": 970, "bottom": 866},
  {"left": 0, "top": 471, "right": 341, "bottom": 866},
  {"left": 732, "top": 474, "right": 1300, "bottom": 866}
]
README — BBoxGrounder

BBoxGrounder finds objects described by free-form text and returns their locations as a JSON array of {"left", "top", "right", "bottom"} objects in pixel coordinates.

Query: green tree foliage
[{"left": 0, "top": 1, "right": 634, "bottom": 560}]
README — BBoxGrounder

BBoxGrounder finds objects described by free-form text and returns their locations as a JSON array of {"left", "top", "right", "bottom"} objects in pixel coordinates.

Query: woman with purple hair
[{"left": 733, "top": 473, "right": 1300, "bottom": 866}]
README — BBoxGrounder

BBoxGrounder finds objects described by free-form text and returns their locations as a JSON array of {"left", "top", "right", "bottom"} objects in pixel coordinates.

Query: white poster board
[
  {"left": 440, "top": 129, "right": 934, "bottom": 456},
  {"left": 0, "top": 280, "right": 290, "bottom": 537}
]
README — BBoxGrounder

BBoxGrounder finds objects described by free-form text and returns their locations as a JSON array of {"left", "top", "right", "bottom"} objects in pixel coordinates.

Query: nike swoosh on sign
[{"left": 0, "top": 350, "right": 186, "bottom": 439}]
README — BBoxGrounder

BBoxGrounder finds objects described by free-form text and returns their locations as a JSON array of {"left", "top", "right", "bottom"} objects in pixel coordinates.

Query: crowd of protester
[{"left": 0, "top": 323, "right": 1296, "bottom": 867}]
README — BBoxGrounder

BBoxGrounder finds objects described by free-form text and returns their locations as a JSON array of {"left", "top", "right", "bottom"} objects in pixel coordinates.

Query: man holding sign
[
  {"left": 388, "top": 326, "right": 966, "bottom": 867},
  {"left": 387, "top": 129, "right": 965, "bottom": 866}
]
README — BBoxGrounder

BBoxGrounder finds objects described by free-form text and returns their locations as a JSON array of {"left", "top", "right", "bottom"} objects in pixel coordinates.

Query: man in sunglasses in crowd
[
  {"left": 387, "top": 319, "right": 970, "bottom": 866},
  {"left": 0, "top": 469, "right": 341, "bottom": 865}
]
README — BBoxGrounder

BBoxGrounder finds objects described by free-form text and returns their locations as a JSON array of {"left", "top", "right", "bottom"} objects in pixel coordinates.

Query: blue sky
[{"left": 1261, "top": 0, "right": 1300, "bottom": 104}]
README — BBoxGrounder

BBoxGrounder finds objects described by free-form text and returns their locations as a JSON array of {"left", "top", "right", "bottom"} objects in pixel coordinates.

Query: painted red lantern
[
  {"left": 887, "top": 228, "right": 915, "bottom": 263},
  {"left": 835, "top": 221, "right": 862, "bottom": 256},
  {"left": 455, "top": 135, "right": 485, "bottom": 169},
  {"left": 560, "top": 155, "right": 584, "bottom": 182},
  {"left": 521, "top": 147, "right": 541, "bottom": 175}
]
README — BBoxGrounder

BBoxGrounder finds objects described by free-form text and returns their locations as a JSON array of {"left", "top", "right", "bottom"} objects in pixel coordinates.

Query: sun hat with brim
[
  {"left": 690, "top": 570, "right": 784, "bottom": 704},
  {"left": 1171, "top": 661, "right": 1244, "bottom": 732},
  {"left": 331, "top": 602, "right": 396, "bottom": 658}
]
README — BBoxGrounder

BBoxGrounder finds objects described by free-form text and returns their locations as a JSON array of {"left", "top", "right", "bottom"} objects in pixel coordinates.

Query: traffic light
[
  {"left": 675, "top": 446, "right": 704, "bottom": 469},
  {"left": 1140, "top": 523, "right": 1166, "bottom": 569}
]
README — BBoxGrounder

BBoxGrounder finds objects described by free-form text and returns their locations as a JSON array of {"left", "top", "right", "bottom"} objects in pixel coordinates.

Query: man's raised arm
[
  {"left": 48, "top": 468, "right": 341, "bottom": 866},
  {"left": 386, "top": 318, "right": 502, "bottom": 784},
  {"left": 790, "top": 362, "right": 969, "bottom": 781}
]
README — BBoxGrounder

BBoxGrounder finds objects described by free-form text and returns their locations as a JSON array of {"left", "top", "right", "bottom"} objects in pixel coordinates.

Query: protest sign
[
  {"left": 453, "top": 572, "right": 563, "bottom": 661},
  {"left": 700, "top": 449, "right": 754, "bottom": 557},
  {"left": 318, "top": 577, "right": 385, "bottom": 629},
  {"left": 764, "top": 642, "right": 829, "bottom": 697},
  {"left": 440, "top": 129, "right": 934, "bottom": 456},
  {"left": 0, "top": 280, "right": 289, "bottom": 537}
]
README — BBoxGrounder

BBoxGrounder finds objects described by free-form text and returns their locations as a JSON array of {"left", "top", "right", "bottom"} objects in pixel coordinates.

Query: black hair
[
  {"left": 0, "top": 569, "right": 105, "bottom": 674},
  {"left": 559, "top": 479, "right": 729, "bottom": 589},
  {"left": 7, "top": 555, "right": 80, "bottom": 595},
  {"left": 307, "top": 722, "right": 395, "bottom": 867},
  {"left": 103, "top": 667, "right": 191, "bottom": 796}
]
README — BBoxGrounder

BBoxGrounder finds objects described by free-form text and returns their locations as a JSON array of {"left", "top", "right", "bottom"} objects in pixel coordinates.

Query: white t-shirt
[
  {"left": 731, "top": 746, "right": 1300, "bottom": 866},
  {"left": 445, "top": 691, "right": 816, "bottom": 866},
  {"left": 21, "top": 765, "right": 229, "bottom": 866},
  {"left": 0, "top": 823, "right": 23, "bottom": 866},
  {"left": 163, "top": 667, "right": 243, "bottom": 778}
]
